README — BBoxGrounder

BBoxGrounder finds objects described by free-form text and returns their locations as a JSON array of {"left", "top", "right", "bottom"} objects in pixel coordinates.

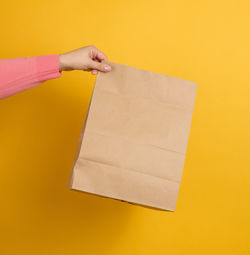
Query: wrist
[{"left": 59, "top": 54, "right": 68, "bottom": 71}]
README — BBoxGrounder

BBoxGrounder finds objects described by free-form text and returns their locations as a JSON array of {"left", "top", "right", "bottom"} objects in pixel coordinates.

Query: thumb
[{"left": 90, "top": 61, "right": 111, "bottom": 72}]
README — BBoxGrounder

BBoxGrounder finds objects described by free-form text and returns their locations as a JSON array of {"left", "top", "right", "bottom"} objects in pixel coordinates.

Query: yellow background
[{"left": 0, "top": 0, "right": 249, "bottom": 254}]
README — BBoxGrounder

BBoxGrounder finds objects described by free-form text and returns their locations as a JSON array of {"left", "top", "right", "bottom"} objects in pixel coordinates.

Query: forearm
[{"left": 0, "top": 55, "right": 61, "bottom": 99}]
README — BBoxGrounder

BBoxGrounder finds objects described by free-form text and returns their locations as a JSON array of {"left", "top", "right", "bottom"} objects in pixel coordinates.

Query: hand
[{"left": 59, "top": 45, "right": 111, "bottom": 75}]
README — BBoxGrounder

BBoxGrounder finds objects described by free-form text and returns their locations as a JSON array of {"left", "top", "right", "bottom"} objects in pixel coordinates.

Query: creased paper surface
[{"left": 69, "top": 62, "right": 197, "bottom": 211}]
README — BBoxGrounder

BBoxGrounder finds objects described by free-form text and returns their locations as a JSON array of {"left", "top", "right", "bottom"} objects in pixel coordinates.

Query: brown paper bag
[{"left": 68, "top": 62, "right": 197, "bottom": 211}]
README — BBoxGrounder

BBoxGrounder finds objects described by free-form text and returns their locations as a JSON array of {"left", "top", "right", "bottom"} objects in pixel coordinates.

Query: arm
[
  {"left": 0, "top": 45, "right": 111, "bottom": 99},
  {"left": 0, "top": 55, "right": 61, "bottom": 99}
]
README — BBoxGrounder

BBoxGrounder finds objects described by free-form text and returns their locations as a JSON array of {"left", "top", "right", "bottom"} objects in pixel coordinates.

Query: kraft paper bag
[{"left": 68, "top": 62, "right": 197, "bottom": 211}]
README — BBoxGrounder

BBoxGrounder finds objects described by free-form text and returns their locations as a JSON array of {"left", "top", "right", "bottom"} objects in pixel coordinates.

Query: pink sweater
[{"left": 0, "top": 55, "right": 62, "bottom": 99}]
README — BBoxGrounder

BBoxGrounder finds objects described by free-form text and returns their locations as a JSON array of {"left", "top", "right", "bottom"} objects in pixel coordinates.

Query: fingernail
[{"left": 104, "top": 65, "right": 111, "bottom": 71}]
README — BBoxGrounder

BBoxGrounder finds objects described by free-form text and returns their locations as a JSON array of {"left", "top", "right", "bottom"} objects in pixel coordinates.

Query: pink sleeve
[{"left": 0, "top": 55, "right": 62, "bottom": 99}]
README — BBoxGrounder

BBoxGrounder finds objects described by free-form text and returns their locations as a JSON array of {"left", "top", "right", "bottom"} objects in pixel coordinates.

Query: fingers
[
  {"left": 86, "top": 45, "right": 111, "bottom": 74},
  {"left": 96, "top": 49, "right": 107, "bottom": 62},
  {"left": 90, "top": 60, "right": 111, "bottom": 73},
  {"left": 89, "top": 45, "right": 108, "bottom": 62},
  {"left": 91, "top": 70, "right": 98, "bottom": 75}
]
